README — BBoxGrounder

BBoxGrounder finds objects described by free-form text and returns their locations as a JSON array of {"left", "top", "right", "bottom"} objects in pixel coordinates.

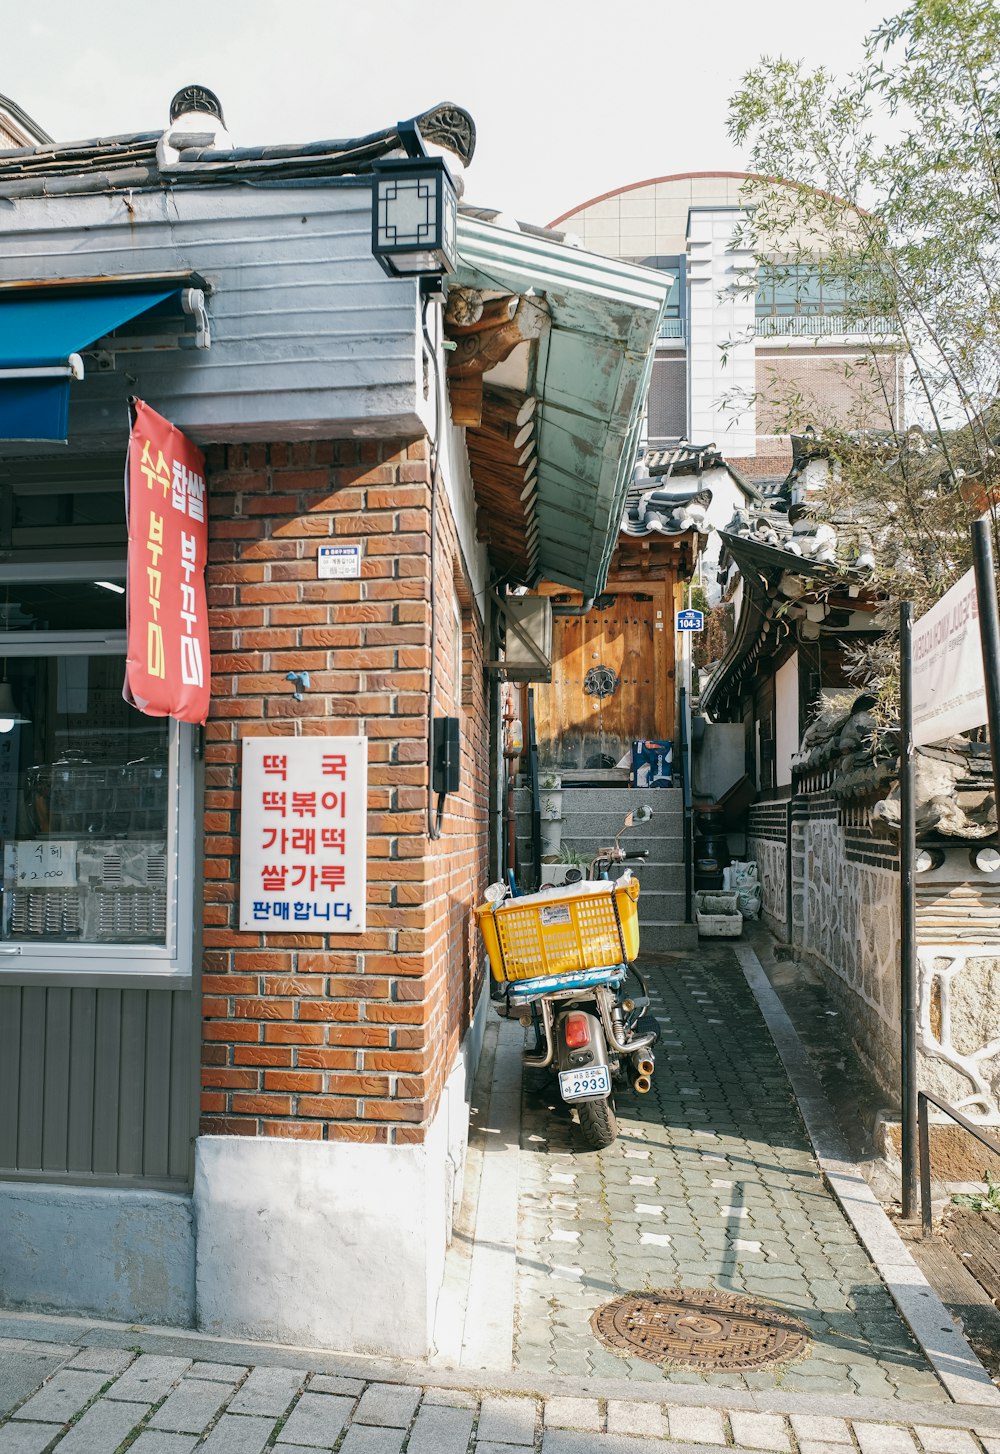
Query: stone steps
[
  {"left": 514, "top": 786, "right": 683, "bottom": 814},
  {"left": 511, "top": 782, "right": 696, "bottom": 950}
]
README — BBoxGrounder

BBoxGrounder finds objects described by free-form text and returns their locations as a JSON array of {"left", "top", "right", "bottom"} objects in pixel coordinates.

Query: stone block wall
[
  {"left": 749, "top": 785, "right": 1000, "bottom": 1124},
  {"left": 746, "top": 800, "right": 789, "bottom": 939}
]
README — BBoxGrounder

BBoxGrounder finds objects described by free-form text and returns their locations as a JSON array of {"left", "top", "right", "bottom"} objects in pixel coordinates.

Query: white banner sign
[
  {"left": 912, "top": 569, "right": 988, "bottom": 747},
  {"left": 239, "top": 736, "right": 367, "bottom": 933}
]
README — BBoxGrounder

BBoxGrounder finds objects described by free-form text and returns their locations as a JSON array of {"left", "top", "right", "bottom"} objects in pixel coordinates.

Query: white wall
[
  {"left": 775, "top": 653, "right": 800, "bottom": 789},
  {"left": 686, "top": 208, "right": 756, "bottom": 453},
  {"left": 195, "top": 987, "right": 488, "bottom": 1358},
  {"left": 700, "top": 465, "right": 750, "bottom": 604}
]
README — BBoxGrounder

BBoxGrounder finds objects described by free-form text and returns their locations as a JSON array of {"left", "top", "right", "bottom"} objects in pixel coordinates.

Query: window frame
[{"left": 0, "top": 559, "right": 195, "bottom": 981}]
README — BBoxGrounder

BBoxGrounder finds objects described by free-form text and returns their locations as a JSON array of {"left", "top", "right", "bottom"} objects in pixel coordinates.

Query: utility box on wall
[{"left": 501, "top": 596, "right": 552, "bottom": 682}]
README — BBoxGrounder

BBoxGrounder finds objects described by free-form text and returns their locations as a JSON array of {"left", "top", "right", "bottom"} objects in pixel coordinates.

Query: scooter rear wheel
[{"left": 576, "top": 1096, "right": 618, "bottom": 1149}]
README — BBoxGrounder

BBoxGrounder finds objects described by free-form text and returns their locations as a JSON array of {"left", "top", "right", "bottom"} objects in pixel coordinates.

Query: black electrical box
[{"left": 432, "top": 716, "right": 461, "bottom": 795}]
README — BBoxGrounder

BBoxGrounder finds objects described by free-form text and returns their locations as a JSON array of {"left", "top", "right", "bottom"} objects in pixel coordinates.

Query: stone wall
[
  {"left": 749, "top": 785, "right": 1000, "bottom": 1124},
  {"left": 747, "top": 801, "right": 789, "bottom": 939}
]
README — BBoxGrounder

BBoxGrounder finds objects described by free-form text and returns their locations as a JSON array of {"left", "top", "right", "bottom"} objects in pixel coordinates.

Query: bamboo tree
[{"left": 726, "top": 0, "right": 1000, "bottom": 707}]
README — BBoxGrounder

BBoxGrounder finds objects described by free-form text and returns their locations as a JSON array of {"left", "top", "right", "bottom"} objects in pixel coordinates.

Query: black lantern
[{"left": 371, "top": 156, "right": 459, "bottom": 279}]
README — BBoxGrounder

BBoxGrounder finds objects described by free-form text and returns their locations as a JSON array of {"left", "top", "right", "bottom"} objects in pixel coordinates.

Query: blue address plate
[{"left": 558, "top": 1065, "right": 611, "bottom": 1102}]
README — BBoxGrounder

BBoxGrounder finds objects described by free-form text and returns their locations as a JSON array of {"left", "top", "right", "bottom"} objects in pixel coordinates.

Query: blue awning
[{"left": 0, "top": 287, "right": 181, "bottom": 442}]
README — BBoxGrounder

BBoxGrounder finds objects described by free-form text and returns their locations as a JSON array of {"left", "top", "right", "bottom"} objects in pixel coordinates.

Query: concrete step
[
  {"left": 517, "top": 811, "right": 683, "bottom": 840},
  {"left": 514, "top": 786, "right": 683, "bottom": 813},
  {"left": 637, "top": 890, "right": 687, "bottom": 923},
  {"left": 640, "top": 920, "right": 699, "bottom": 952},
  {"left": 631, "top": 865, "right": 687, "bottom": 894},
  {"left": 516, "top": 837, "right": 684, "bottom": 875}
]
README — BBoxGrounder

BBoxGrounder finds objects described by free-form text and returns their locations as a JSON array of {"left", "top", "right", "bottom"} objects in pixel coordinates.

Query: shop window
[{"left": 0, "top": 559, "right": 195, "bottom": 976}]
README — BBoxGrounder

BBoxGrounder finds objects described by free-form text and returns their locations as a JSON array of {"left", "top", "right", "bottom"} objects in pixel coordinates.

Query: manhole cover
[{"left": 590, "top": 1287, "right": 810, "bottom": 1370}]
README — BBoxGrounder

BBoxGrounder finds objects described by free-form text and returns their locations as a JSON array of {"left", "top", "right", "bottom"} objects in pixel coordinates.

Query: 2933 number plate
[{"left": 558, "top": 1065, "right": 611, "bottom": 1101}]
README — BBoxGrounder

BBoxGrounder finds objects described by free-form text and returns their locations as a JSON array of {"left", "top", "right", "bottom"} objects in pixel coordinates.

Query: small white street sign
[
  {"left": 676, "top": 609, "right": 705, "bottom": 632},
  {"left": 317, "top": 544, "right": 361, "bottom": 579},
  {"left": 239, "top": 736, "right": 367, "bottom": 933}
]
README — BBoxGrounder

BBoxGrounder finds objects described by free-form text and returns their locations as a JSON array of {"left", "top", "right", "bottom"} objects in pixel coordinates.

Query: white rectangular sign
[
  {"left": 912, "top": 569, "right": 988, "bottom": 747},
  {"left": 15, "top": 839, "right": 78, "bottom": 888},
  {"left": 239, "top": 736, "right": 367, "bottom": 933},
  {"left": 317, "top": 544, "right": 361, "bottom": 580}
]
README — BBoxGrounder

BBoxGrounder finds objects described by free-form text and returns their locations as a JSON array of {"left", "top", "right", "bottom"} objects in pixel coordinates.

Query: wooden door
[{"left": 533, "top": 590, "right": 672, "bottom": 769}]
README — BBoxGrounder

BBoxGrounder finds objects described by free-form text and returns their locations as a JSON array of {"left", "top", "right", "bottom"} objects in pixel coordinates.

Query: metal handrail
[
  {"left": 755, "top": 313, "right": 897, "bottom": 337},
  {"left": 678, "top": 685, "right": 693, "bottom": 923},
  {"left": 917, "top": 1088, "right": 1000, "bottom": 1238}
]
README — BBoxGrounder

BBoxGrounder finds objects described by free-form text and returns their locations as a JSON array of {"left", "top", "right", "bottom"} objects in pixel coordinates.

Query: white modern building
[{"left": 551, "top": 172, "right": 901, "bottom": 478}]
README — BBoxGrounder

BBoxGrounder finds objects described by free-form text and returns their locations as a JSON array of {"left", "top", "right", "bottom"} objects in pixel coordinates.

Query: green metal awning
[{"left": 455, "top": 217, "right": 670, "bottom": 599}]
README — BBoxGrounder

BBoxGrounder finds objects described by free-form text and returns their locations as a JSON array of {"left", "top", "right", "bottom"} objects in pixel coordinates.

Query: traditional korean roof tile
[
  {"left": 0, "top": 102, "right": 476, "bottom": 198},
  {"left": 620, "top": 443, "right": 757, "bottom": 539}
]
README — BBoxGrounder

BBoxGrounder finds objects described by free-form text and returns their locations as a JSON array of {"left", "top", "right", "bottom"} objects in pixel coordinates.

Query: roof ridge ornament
[
  {"left": 169, "top": 86, "right": 226, "bottom": 126},
  {"left": 413, "top": 104, "right": 476, "bottom": 166}
]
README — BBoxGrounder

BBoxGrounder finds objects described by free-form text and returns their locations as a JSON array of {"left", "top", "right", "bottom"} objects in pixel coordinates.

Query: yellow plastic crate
[{"left": 476, "top": 877, "right": 640, "bottom": 983}]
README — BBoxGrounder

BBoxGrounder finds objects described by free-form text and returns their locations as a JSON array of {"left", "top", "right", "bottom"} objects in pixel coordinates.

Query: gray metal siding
[
  {"left": 0, "top": 983, "right": 193, "bottom": 1187},
  {"left": 0, "top": 184, "right": 426, "bottom": 445}
]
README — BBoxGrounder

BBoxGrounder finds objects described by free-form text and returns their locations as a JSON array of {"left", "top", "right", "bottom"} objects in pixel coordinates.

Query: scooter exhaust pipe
[
  {"left": 631, "top": 1072, "right": 652, "bottom": 1094},
  {"left": 636, "top": 1056, "right": 654, "bottom": 1077}
]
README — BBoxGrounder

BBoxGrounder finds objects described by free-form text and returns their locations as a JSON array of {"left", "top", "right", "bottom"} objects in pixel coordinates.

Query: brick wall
[
  {"left": 746, "top": 801, "right": 789, "bottom": 843},
  {"left": 199, "top": 438, "right": 489, "bottom": 1147},
  {"left": 755, "top": 350, "right": 900, "bottom": 434}
]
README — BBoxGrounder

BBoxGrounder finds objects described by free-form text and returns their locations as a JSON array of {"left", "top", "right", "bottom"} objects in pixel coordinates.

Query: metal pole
[
  {"left": 971, "top": 517, "right": 1000, "bottom": 808},
  {"left": 899, "top": 601, "right": 918, "bottom": 1221},
  {"left": 679, "top": 686, "right": 692, "bottom": 923},
  {"left": 918, "top": 1092, "right": 932, "bottom": 1239}
]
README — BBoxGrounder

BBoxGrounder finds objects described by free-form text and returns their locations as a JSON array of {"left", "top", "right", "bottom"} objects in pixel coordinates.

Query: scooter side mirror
[{"left": 633, "top": 805, "right": 653, "bottom": 823}]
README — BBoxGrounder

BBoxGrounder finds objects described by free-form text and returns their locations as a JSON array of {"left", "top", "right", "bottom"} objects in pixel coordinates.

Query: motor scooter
[{"left": 476, "top": 809, "right": 659, "bottom": 1149}]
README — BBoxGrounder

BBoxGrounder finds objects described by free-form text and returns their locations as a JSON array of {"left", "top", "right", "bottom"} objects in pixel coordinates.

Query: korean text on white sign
[
  {"left": 239, "top": 736, "right": 367, "bottom": 933},
  {"left": 911, "top": 569, "right": 988, "bottom": 747}
]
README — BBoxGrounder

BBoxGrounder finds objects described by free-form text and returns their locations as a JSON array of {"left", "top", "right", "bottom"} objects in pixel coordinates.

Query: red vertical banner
[{"left": 124, "top": 399, "right": 210, "bottom": 724}]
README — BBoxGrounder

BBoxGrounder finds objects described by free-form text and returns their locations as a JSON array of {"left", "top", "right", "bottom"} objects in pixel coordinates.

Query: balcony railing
[
  {"left": 755, "top": 314, "right": 897, "bottom": 338},
  {"left": 658, "top": 318, "right": 685, "bottom": 340}
]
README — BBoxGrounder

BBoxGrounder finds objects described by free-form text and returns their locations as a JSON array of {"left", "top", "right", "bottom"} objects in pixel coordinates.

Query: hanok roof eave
[
  {"left": 455, "top": 215, "right": 669, "bottom": 600},
  {"left": 702, "top": 530, "right": 879, "bottom": 719}
]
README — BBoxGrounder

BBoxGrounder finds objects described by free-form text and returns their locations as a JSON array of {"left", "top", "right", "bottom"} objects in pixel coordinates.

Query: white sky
[{"left": 7, "top": 0, "right": 887, "bottom": 225}]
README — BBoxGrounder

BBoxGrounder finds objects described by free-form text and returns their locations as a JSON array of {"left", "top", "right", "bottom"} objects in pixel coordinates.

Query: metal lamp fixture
[{"left": 371, "top": 156, "right": 458, "bottom": 279}]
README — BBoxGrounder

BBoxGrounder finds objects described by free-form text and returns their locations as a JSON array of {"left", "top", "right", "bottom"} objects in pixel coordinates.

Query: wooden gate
[{"left": 532, "top": 588, "right": 673, "bottom": 770}]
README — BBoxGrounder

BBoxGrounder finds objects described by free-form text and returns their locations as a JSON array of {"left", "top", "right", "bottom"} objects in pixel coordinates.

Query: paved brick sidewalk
[
  {"left": 2, "top": 1336, "right": 1000, "bottom": 1454},
  {"left": 514, "top": 946, "right": 947, "bottom": 1401}
]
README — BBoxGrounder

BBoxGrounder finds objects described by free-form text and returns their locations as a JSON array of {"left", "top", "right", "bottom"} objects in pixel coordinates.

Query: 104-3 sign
[{"left": 676, "top": 609, "right": 704, "bottom": 632}]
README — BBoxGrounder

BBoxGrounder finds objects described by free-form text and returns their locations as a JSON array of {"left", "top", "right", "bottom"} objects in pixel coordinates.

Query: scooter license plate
[{"left": 558, "top": 1065, "right": 611, "bottom": 1101}]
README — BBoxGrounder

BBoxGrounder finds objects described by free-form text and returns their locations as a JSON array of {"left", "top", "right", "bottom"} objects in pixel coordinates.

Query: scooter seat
[{"left": 506, "top": 965, "right": 626, "bottom": 1005}]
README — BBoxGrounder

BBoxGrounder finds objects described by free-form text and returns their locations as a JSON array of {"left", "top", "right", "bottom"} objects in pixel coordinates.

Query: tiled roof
[{"left": 0, "top": 102, "right": 476, "bottom": 198}]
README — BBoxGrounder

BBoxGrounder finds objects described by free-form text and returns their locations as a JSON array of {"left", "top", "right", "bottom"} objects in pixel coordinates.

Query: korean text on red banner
[{"left": 124, "top": 399, "right": 209, "bottom": 724}]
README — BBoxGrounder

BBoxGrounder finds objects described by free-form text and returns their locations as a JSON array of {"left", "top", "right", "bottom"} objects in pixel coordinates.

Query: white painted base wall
[{"left": 194, "top": 985, "right": 488, "bottom": 1358}]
